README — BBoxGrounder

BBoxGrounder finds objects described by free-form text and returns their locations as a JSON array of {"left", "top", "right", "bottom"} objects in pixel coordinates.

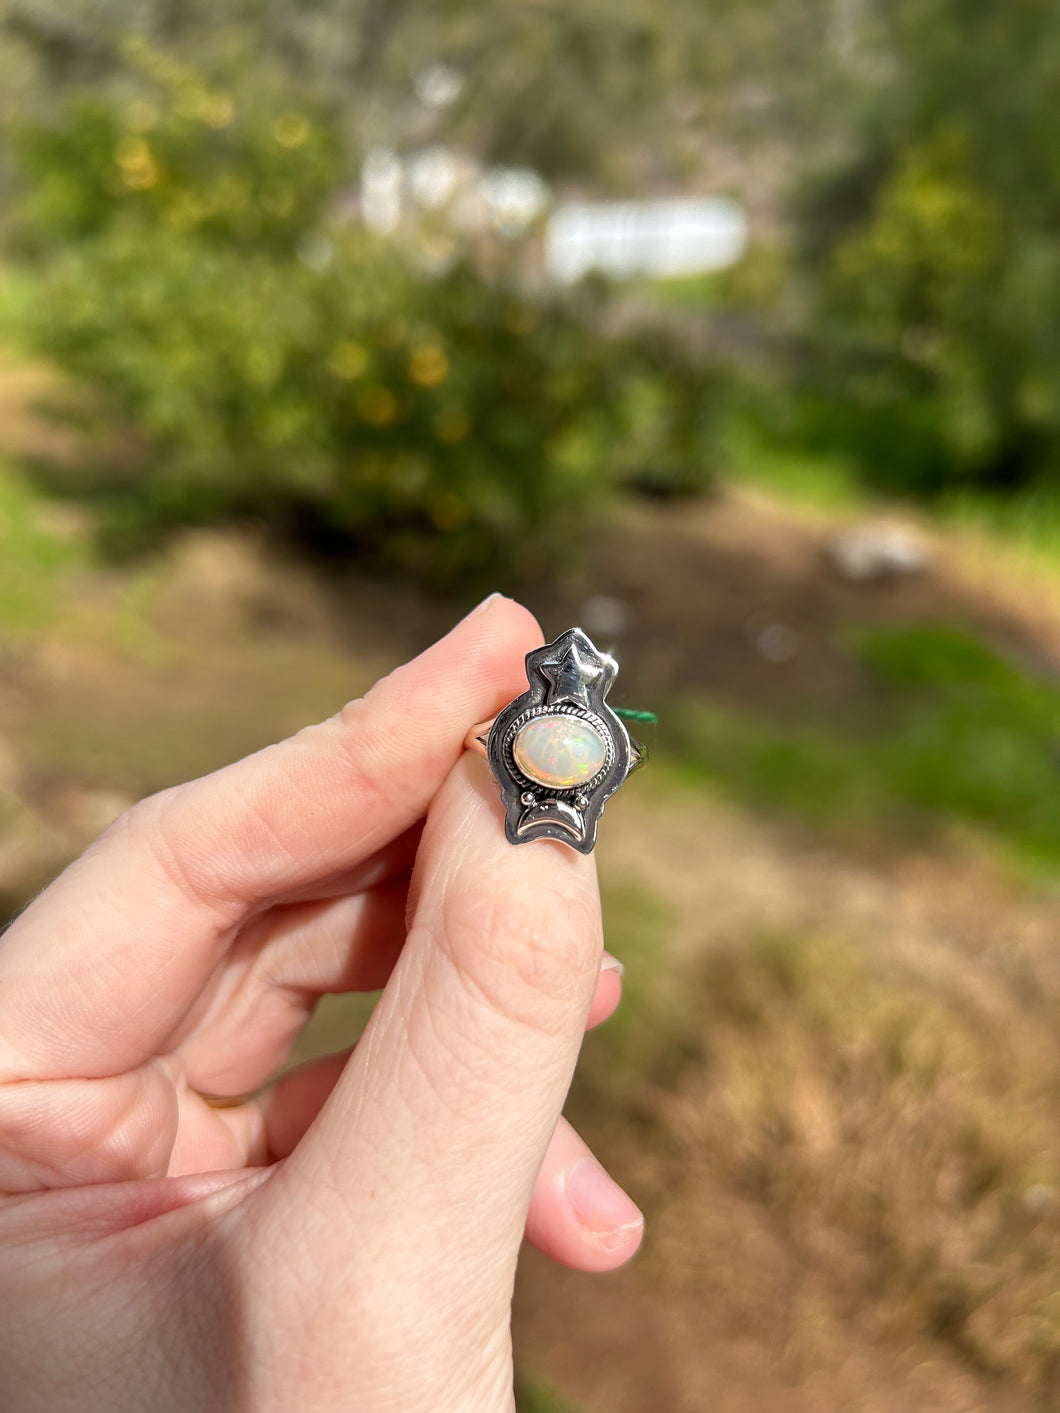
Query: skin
[{"left": 0, "top": 595, "right": 642, "bottom": 1413}]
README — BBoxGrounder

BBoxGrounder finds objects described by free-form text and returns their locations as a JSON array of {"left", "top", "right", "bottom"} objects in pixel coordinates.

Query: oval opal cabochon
[{"left": 513, "top": 714, "right": 607, "bottom": 790}]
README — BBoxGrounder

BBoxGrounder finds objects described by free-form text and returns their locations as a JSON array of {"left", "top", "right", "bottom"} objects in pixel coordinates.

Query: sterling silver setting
[{"left": 468, "top": 626, "right": 645, "bottom": 854}]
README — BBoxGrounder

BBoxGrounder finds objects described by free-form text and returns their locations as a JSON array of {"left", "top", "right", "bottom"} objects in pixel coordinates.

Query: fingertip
[
  {"left": 381, "top": 594, "right": 543, "bottom": 737},
  {"left": 338, "top": 594, "right": 543, "bottom": 798},
  {"left": 525, "top": 1119, "right": 643, "bottom": 1273},
  {"left": 450, "top": 593, "right": 544, "bottom": 683},
  {"left": 565, "top": 1156, "right": 645, "bottom": 1264},
  {"left": 586, "top": 957, "right": 623, "bottom": 1030}
]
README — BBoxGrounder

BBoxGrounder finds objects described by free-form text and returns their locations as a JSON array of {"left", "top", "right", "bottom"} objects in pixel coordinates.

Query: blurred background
[{"left": 3, "top": 1, "right": 1060, "bottom": 1407}]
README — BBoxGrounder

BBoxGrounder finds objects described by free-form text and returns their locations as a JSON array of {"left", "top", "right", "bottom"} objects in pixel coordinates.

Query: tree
[
  {"left": 1, "top": 0, "right": 829, "bottom": 187},
  {"left": 792, "top": 0, "right": 1060, "bottom": 492}
]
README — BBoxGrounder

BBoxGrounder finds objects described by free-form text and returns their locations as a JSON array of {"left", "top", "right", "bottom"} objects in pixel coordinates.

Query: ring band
[
  {"left": 463, "top": 721, "right": 494, "bottom": 758},
  {"left": 468, "top": 626, "right": 645, "bottom": 854}
]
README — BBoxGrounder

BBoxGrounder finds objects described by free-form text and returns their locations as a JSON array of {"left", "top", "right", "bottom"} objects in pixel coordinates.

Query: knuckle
[
  {"left": 98, "top": 786, "right": 244, "bottom": 919},
  {"left": 110, "top": 788, "right": 193, "bottom": 883},
  {"left": 438, "top": 872, "right": 602, "bottom": 1033},
  {"left": 334, "top": 686, "right": 455, "bottom": 799},
  {"left": 96, "top": 789, "right": 179, "bottom": 880},
  {"left": 335, "top": 692, "right": 371, "bottom": 735},
  {"left": 95, "top": 789, "right": 156, "bottom": 846},
  {"left": 101, "top": 785, "right": 175, "bottom": 845}
]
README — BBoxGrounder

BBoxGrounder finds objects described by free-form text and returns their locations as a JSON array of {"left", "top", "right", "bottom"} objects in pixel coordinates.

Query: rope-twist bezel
[{"left": 499, "top": 704, "right": 615, "bottom": 797}]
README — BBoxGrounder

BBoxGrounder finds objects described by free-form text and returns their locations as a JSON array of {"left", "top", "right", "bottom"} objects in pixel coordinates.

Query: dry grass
[
  {"left": 650, "top": 927, "right": 1060, "bottom": 1395},
  {"left": 512, "top": 784, "right": 1060, "bottom": 1411}
]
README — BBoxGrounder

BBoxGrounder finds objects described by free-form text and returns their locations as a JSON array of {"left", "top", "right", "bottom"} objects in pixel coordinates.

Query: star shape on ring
[{"left": 539, "top": 639, "right": 604, "bottom": 708}]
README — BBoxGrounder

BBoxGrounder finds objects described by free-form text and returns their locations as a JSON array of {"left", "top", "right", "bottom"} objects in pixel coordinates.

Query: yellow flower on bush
[
  {"left": 329, "top": 341, "right": 369, "bottom": 380},
  {"left": 201, "top": 95, "right": 235, "bottom": 130},
  {"left": 409, "top": 344, "right": 449, "bottom": 387},
  {"left": 357, "top": 386, "right": 399, "bottom": 426},
  {"left": 430, "top": 493, "right": 467, "bottom": 530},
  {"left": 433, "top": 407, "right": 470, "bottom": 443},
  {"left": 115, "top": 136, "right": 158, "bottom": 190},
  {"left": 273, "top": 113, "right": 310, "bottom": 149}
]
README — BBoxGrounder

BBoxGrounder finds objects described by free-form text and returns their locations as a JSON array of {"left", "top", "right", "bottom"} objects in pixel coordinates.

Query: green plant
[
  {"left": 5, "top": 46, "right": 720, "bottom": 578},
  {"left": 514, "top": 1374, "right": 584, "bottom": 1413},
  {"left": 0, "top": 459, "right": 86, "bottom": 633},
  {"left": 787, "top": 0, "right": 1060, "bottom": 498},
  {"left": 669, "top": 624, "right": 1060, "bottom": 874}
]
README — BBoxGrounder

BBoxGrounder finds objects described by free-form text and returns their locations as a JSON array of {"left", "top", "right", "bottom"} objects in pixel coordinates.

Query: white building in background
[
  {"left": 356, "top": 59, "right": 752, "bottom": 280},
  {"left": 360, "top": 147, "right": 405, "bottom": 235},
  {"left": 545, "top": 197, "right": 748, "bottom": 284},
  {"left": 357, "top": 144, "right": 748, "bottom": 282},
  {"left": 358, "top": 144, "right": 549, "bottom": 242}
]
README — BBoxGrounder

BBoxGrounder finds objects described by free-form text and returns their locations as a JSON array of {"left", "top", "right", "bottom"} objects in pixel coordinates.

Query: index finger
[{"left": 0, "top": 595, "right": 542, "bottom": 1083}]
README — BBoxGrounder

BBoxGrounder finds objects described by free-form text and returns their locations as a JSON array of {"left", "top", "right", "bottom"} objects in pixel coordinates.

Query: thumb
[{"left": 251, "top": 751, "right": 602, "bottom": 1404}]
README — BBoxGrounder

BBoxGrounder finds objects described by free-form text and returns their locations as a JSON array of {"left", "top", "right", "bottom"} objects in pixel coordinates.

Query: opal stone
[{"left": 513, "top": 714, "right": 606, "bottom": 790}]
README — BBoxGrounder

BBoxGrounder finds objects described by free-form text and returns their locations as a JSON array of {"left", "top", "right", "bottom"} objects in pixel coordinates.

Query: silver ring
[{"left": 465, "top": 626, "right": 646, "bottom": 854}]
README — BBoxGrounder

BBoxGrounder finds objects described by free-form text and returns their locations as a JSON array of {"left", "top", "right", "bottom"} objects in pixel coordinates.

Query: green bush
[
  {"left": 670, "top": 623, "right": 1060, "bottom": 875},
  {"left": 800, "top": 133, "right": 1041, "bottom": 494},
  {"left": 787, "top": 0, "right": 1060, "bottom": 498},
  {"left": 6, "top": 45, "right": 719, "bottom": 577}
]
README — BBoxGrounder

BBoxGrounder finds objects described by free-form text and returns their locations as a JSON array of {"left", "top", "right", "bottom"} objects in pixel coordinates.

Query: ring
[{"left": 465, "top": 626, "right": 646, "bottom": 854}]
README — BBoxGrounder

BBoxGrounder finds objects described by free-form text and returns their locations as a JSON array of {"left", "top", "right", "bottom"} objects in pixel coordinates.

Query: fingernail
[
  {"left": 566, "top": 1158, "right": 644, "bottom": 1250},
  {"left": 460, "top": 591, "right": 505, "bottom": 624},
  {"left": 600, "top": 951, "right": 624, "bottom": 977}
]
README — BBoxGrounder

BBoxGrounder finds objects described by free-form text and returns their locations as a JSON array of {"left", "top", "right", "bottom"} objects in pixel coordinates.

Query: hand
[{"left": 0, "top": 595, "right": 642, "bottom": 1413}]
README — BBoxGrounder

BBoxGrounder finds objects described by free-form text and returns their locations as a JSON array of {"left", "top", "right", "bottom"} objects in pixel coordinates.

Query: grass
[
  {"left": 666, "top": 622, "right": 1060, "bottom": 879},
  {"left": 514, "top": 1375, "right": 586, "bottom": 1413},
  {"left": 565, "top": 838, "right": 1060, "bottom": 1405},
  {"left": 0, "top": 458, "right": 87, "bottom": 634},
  {"left": 621, "top": 922, "right": 1060, "bottom": 1400},
  {"left": 941, "top": 480, "right": 1060, "bottom": 574},
  {"left": 596, "top": 882, "right": 683, "bottom": 1073},
  {"left": 0, "top": 265, "right": 37, "bottom": 330},
  {"left": 724, "top": 395, "right": 1060, "bottom": 582},
  {"left": 722, "top": 409, "right": 869, "bottom": 514}
]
